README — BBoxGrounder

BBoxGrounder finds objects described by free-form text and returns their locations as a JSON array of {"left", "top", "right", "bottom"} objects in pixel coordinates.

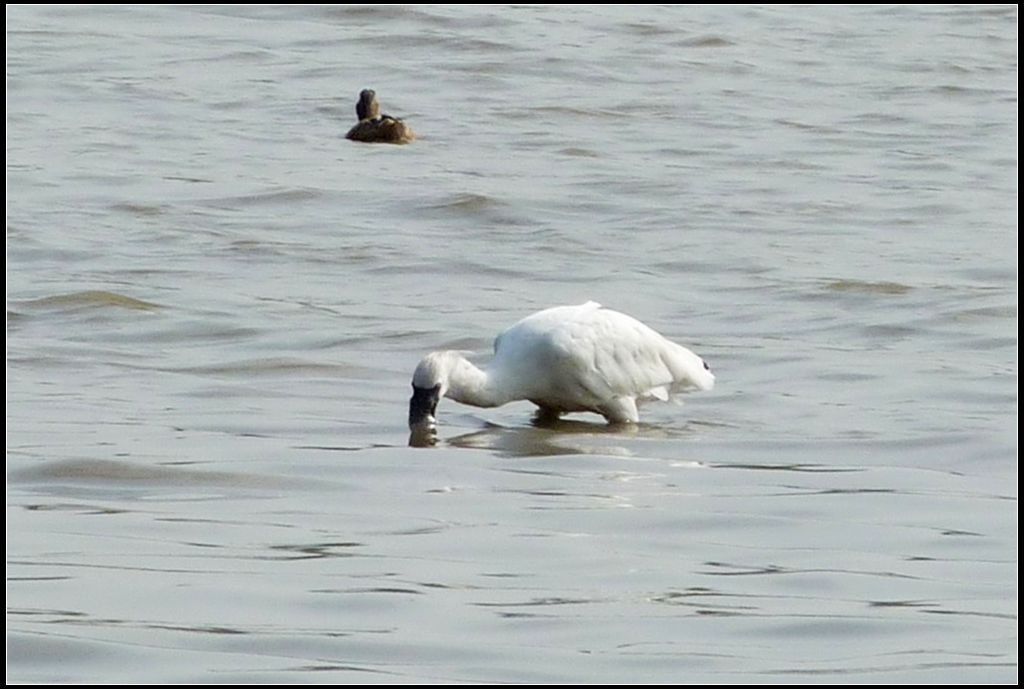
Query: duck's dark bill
[{"left": 408, "top": 384, "right": 441, "bottom": 429}]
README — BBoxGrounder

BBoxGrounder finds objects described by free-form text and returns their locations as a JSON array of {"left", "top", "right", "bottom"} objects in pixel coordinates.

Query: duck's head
[{"left": 356, "top": 89, "right": 380, "bottom": 121}]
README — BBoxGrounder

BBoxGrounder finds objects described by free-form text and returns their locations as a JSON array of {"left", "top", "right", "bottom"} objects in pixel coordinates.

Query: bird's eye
[{"left": 703, "top": 361, "right": 710, "bottom": 371}]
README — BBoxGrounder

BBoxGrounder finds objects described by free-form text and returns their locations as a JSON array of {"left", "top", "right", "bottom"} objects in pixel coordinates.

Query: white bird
[{"left": 408, "top": 302, "right": 714, "bottom": 439}]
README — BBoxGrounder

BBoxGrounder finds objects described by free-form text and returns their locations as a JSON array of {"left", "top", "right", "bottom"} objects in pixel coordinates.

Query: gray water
[{"left": 6, "top": 4, "right": 1017, "bottom": 683}]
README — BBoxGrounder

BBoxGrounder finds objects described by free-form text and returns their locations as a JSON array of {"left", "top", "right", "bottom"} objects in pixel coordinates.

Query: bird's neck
[{"left": 445, "top": 355, "right": 509, "bottom": 408}]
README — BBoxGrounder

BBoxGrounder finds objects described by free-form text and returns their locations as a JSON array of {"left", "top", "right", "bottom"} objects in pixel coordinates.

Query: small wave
[
  {"left": 313, "top": 586, "right": 421, "bottom": 594},
  {"left": 949, "top": 305, "right": 1017, "bottom": 322},
  {"left": 8, "top": 458, "right": 293, "bottom": 489},
  {"left": 109, "top": 202, "right": 165, "bottom": 216},
  {"left": 317, "top": 4, "right": 433, "bottom": 23},
  {"left": 558, "top": 147, "right": 601, "bottom": 158},
  {"left": 161, "top": 174, "right": 213, "bottom": 184},
  {"left": 424, "top": 193, "right": 504, "bottom": 213},
  {"left": 505, "top": 104, "right": 629, "bottom": 120},
  {"left": 416, "top": 193, "right": 529, "bottom": 226},
  {"left": 266, "top": 542, "right": 365, "bottom": 561},
  {"left": 199, "top": 187, "right": 324, "bottom": 209},
  {"left": 773, "top": 118, "right": 841, "bottom": 135},
  {"left": 823, "top": 280, "right": 912, "bottom": 296},
  {"left": 676, "top": 35, "right": 735, "bottom": 48},
  {"left": 931, "top": 84, "right": 997, "bottom": 97},
  {"left": 318, "top": 4, "right": 512, "bottom": 32},
  {"left": 368, "top": 258, "right": 532, "bottom": 280},
  {"left": 473, "top": 596, "right": 607, "bottom": 608},
  {"left": 166, "top": 357, "right": 369, "bottom": 378},
  {"left": 13, "top": 290, "right": 162, "bottom": 312},
  {"left": 624, "top": 22, "right": 679, "bottom": 37}
]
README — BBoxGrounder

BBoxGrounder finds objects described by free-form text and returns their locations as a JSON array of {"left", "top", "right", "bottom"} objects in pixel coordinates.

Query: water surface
[{"left": 7, "top": 4, "right": 1017, "bottom": 683}]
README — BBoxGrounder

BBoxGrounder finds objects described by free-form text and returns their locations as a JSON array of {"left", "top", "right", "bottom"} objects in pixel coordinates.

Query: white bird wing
[
  {"left": 542, "top": 306, "right": 680, "bottom": 404},
  {"left": 577, "top": 309, "right": 679, "bottom": 401},
  {"left": 492, "top": 302, "right": 712, "bottom": 411}
]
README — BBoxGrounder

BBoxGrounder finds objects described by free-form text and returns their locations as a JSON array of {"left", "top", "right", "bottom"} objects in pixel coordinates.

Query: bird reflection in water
[{"left": 408, "top": 410, "right": 644, "bottom": 457}]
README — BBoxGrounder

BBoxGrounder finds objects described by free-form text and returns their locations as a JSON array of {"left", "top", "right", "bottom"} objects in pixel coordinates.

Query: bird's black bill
[
  {"left": 408, "top": 425, "right": 438, "bottom": 448},
  {"left": 408, "top": 384, "right": 441, "bottom": 429}
]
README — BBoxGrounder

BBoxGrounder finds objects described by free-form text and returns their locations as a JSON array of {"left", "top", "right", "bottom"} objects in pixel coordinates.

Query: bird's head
[
  {"left": 356, "top": 89, "right": 380, "bottom": 121},
  {"left": 669, "top": 345, "right": 716, "bottom": 393},
  {"left": 694, "top": 357, "right": 715, "bottom": 391},
  {"left": 408, "top": 351, "right": 460, "bottom": 439}
]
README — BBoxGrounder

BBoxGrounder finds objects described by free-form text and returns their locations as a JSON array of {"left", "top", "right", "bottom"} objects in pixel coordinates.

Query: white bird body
[{"left": 409, "top": 302, "right": 714, "bottom": 434}]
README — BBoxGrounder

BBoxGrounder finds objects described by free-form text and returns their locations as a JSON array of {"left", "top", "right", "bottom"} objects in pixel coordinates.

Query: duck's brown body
[
  {"left": 345, "top": 89, "right": 415, "bottom": 144},
  {"left": 345, "top": 117, "right": 415, "bottom": 144}
]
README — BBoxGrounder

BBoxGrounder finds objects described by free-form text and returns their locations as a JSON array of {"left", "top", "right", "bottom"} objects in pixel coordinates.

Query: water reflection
[
  {"left": 413, "top": 414, "right": 651, "bottom": 457},
  {"left": 407, "top": 408, "right": 720, "bottom": 457}
]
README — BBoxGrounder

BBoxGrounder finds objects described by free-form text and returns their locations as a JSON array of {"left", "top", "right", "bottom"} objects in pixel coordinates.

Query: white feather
[{"left": 410, "top": 302, "right": 714, "bottom": 427}]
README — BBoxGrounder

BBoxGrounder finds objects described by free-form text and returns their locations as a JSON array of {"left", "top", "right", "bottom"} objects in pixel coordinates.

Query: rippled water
[{"left": 7, "top": 4, "right": 1017, "bottom": 683}]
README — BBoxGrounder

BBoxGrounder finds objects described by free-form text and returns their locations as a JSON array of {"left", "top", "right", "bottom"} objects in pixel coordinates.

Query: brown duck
[{"left": 345, "top": 89, "right": 415, "bottom": 145}]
